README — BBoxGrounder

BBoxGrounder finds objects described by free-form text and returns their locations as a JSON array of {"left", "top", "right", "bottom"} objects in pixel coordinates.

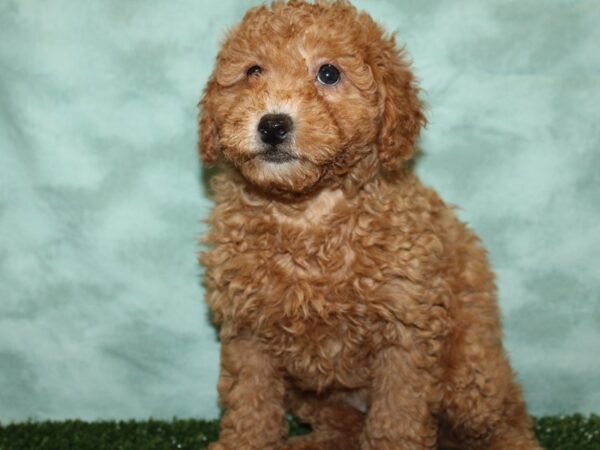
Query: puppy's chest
[
  {"left": 241, "top": 226, "right": 381, "bottom": 390},
  {"left": 244, "top": 216, "right": 366, "bottom": 300},
  {"left": 205, "top": 196, "right": 429, "bottom": 386}
]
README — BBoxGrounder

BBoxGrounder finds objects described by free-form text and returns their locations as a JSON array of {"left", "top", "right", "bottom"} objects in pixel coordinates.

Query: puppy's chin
[{"left": 238, "top": 157, "right": 322, "bottom": 194}]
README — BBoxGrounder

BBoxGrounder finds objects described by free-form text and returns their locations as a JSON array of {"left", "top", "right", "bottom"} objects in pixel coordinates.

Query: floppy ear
[
  {"left": 376, "top": 36, "right": 426, "bottom": 169},
  {"left": 197, "top": 77, "right": 220, "bottom": 166}
]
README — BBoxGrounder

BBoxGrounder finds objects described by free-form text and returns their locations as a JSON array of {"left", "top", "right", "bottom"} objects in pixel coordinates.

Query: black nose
[{"left": 258, "top": 114, "right": 293, "bottom": 145}]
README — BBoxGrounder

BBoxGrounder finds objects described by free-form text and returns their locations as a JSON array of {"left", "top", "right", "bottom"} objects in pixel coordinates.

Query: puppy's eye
[
  {"left": 246, "top": 65, "right": 262, "bottom": 77},
  {"left": 317, "top": 64, "right": 340, "bottom": 85}
]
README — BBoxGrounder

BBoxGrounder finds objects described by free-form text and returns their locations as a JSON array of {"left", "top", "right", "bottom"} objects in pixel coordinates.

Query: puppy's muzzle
[{"left": 258, "top": 114, "right": 293, "bottom": 146}]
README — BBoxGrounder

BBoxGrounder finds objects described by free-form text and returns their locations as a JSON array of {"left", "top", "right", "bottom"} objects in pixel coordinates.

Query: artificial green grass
[{"left": 0, "top": 415, "right": 598, "bottom": 449}]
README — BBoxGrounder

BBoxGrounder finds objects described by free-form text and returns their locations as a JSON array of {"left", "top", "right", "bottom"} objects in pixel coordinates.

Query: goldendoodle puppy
[{"left": 198, "top": 1, "right": 541, "bottom": 449}]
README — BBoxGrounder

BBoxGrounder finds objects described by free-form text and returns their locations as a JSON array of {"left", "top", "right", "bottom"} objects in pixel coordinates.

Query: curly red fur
[{"left": 198, "top": 2, "right": 541, "bottom": 449}]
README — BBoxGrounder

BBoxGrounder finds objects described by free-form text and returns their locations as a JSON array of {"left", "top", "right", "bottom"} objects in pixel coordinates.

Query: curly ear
[
  {"left": 376, "top": 36, "right": 426, "bottom": 169},
  {"left": 198, "top": 77, "right": 220, "bottom": 166}
]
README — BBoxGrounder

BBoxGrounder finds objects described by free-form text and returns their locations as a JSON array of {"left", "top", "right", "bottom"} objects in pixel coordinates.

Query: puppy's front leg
[
  {"left": 209, "top": 338, "right": 287, "bottom": 450},
  {"left": 360, "top": 346, "right": 437, "bottom": 450}
]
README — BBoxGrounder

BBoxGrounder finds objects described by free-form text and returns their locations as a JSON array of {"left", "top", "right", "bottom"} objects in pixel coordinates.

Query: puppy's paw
[
  {"left": 278, "top": 435, "right": 313, "bottom": 450},
  {"left": 279, "top": 435, "right": 359, "bottom": 450},
  {"left": 209, "top": 440, "right": 281, "bottom": 450}
]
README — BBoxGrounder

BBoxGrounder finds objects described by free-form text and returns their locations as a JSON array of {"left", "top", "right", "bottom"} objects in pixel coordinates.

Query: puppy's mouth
[{"left": 258, "top": 146, "right": 295, "bottom": 164}]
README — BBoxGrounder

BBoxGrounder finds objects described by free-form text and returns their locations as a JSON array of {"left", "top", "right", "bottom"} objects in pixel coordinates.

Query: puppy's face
[{"left": 199, "top": 1, "right": 424, "bottom": 194}]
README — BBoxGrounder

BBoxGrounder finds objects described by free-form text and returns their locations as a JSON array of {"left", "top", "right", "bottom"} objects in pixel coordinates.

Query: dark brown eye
[
  {"left": 317, "top": 64, "right": 340, "bottom": 85},
  {"left": 246, "top": 65, "right": 262, "bottom": 77}
]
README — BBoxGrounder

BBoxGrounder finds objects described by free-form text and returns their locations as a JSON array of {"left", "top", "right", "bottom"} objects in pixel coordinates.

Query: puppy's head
[{"left": 199, "top": 1, "right": 425, "bottom": 194}]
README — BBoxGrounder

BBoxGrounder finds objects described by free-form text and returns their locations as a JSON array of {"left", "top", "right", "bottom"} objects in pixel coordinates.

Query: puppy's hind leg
[
  {"left": 441, "top": 300, "right": 541, "bottom": 450},
  {"left": 280, "top": 389, "right": 365, "bottom": 450},
  {"left": 442, "top": 376, "right": 541, "bottom": 450}
]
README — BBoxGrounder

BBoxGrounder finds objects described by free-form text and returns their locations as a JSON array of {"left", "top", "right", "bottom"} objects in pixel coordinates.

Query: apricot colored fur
[{"left": 198, "top": 1, "right": 541, "bottom": 449}]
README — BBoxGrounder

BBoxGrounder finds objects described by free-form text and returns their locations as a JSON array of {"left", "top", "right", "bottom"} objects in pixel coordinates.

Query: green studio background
[{"left": 0, "top": 0, "right": 599, "bottom": 422}]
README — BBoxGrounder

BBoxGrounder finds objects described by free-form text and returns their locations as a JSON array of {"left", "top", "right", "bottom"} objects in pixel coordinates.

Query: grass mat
[{"left": 0, "top": 415, "right": 598, "bottom": 449}]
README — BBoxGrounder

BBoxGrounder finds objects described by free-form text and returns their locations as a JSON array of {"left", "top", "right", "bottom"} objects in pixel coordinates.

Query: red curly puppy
[{"left": 198, "top": 1, "right": 541, "bottom": 449}]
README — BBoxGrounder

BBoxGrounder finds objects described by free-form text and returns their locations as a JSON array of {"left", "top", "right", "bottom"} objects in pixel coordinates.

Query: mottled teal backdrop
[{"left": 1, "top": 0, "right": 599, "bottom": 422}]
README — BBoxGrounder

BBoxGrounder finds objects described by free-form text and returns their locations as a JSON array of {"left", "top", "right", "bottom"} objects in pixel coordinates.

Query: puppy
[{"left": 198, "top": 1, "right": 541, "bottom": 449}]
